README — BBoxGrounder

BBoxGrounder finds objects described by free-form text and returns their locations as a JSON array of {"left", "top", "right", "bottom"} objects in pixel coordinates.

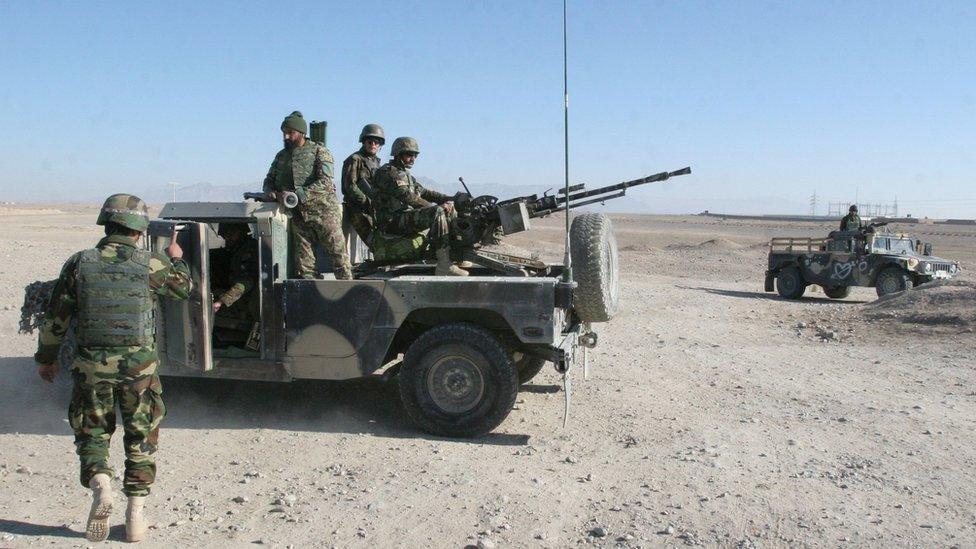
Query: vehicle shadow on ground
[
  {"left": 0, "top": 357, "right": 529, "bottom": 446},
  {"left": 680, "top": 286, "right": 870, "bottom": 304}
]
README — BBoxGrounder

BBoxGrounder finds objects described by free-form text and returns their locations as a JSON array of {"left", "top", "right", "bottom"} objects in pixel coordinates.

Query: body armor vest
[{"left": 76, "top": 247, "right": 154, "bottom": 347}]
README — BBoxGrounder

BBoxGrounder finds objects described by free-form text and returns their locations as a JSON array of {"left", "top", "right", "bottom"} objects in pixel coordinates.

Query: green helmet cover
[
  {"left": 96, "top": 193, "right": 150, "bottom": 232},
  {"left": 391, "top": 136, "right": 420, "bottom": 157}
]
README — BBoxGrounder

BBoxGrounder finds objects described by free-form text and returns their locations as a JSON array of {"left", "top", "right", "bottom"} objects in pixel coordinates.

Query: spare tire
[{"left": 570, "top": 213, "right": 620, "bottom": 323}]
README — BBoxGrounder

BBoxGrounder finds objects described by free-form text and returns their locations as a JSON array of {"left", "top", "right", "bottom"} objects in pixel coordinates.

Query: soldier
[
  {"left": 262, "top": 110, "right": 352, "bottom": 280},
  {"left": 840, "top": 204, "right": 863, "bottom": 231},
  {"left": 212, "top": 224, "right": 259, "bottom": 347},
  {"left": 34, "top": 194, "right": 192, "bottom": 543},
  {"left": 371, "top": 136, "right": 468, "bottom": 276},
  {"left": 341, "top": 124, "right": 384, "bottom": 263}
]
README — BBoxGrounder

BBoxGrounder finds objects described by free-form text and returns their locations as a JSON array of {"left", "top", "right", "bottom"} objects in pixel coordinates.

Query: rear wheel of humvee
[
  {"left": 823, "top": 285, "right": 851, "bottom": 299},
  {"left": 570, "top": 213, "right": 620, "bottom": 323},
  {"left": 776, "top": 266, "right": 806, "bottom": 299},
  {"left": 399, "top": 323, "right": 518, "bottom": 437},
  {"left": 513, "top": 352, "right": 547, "bottom": 385},
  {"left": 876, "top": 267, "right": 913, "bottom": 297}
]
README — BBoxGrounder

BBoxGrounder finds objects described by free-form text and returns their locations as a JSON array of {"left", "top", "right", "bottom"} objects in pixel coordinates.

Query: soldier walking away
[
  {"left": 262, "top": 110, "right": 353, "bottom": 279},
  {"left": 840, "top": 204, "right": 863, "bottom": 231},
  {"left": 371, "top": 137, "right": 468, "bottom": 276},
  {"left": 34, "top": 194, "right": 192, "bottom": 543},
  {"left": 341, "top": 123, "right": 385, "bottom": 263}
]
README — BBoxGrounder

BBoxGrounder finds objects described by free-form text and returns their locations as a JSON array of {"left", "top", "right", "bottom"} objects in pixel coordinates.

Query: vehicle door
[{"left": 148, "top": 220, "right": 214, "bottom": 371}]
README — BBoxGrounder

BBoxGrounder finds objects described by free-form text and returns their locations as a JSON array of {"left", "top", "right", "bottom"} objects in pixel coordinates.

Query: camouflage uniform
[
  {"left": 840, "top": 213, "right": 863, "bottom": 231},
  {"left": 263, "top": 140, "right": 352, "bottom": 279},
  {"left": 341, "top": 149, "right": 380, "bottom": 243},
  {"left": 371, "top": 158, "right": 456, "bottom": 250},
  {"left": 34, "top": 235, "right": 192, "bottom": 497}
]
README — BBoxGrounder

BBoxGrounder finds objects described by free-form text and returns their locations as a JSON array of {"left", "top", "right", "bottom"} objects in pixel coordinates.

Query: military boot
[
  {"left": 125, "top": 496, "right": 148, "bottom": 542},
  {"left": 85, "top": 473, "right": 113, "bottom": 542},
  {"left": 435, "top": 248, "right": 468, "bottom": 276}
]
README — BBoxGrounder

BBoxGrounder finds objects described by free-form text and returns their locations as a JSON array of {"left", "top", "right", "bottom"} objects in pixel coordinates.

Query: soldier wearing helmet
[
  {"left": 840, "top": 204, "right": 863, "bottom": 231},
  {"left": 262, "top": 110, "right": 352, "bottom": 280},
  {"left": 34, "top": 193, "right": 192, "bottom": 543},
  {"left": 370, "top": 137, "right": 468, "bottom": 276},
  {"left": 340, "top": 123, "right": 385, "bottom": 262}
]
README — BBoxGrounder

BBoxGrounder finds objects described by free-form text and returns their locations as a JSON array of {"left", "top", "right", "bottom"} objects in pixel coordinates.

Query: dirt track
[{"left": 1, "top": 205, "right": 974, "bottom": 548}]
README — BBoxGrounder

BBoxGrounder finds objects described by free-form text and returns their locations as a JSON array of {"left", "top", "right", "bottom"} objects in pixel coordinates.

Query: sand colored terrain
[{"left": 1, "top": 205, "right": 974, "bottom": 548}]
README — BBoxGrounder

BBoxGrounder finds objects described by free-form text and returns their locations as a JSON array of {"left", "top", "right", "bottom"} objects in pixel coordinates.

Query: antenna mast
[{"left": 562, "top": 0, "right": 572, "bottom": 283}]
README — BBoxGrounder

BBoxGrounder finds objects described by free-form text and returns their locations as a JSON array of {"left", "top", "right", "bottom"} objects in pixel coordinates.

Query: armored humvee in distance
[
  {"left": 765, "top": 224, "right": 960, "bottom": 300},
  {"left": 138, "top": 199, "right": 617, "bottom": 437}
]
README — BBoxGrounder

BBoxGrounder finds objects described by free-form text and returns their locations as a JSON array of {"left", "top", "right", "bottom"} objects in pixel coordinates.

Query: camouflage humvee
[
  {"left": 24, "top": 198, "right": 617, "bottom": 438},
  {"left": 765, "top": 224, "right": 960, "bottom": 299}
]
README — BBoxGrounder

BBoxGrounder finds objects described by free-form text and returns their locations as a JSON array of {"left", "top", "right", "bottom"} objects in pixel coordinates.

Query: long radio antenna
[{"left": 561, "top": 0, "right": 572, "bottom": 283}]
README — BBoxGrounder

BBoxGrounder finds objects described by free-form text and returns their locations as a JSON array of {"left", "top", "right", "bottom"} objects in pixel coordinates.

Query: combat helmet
[
  {"left": 849, "top": 204, "right": 858, "bottom": 213},
  {"left": 391, "top": 137, "right": 420, "bottom": 157},
  {"left": 96, "top": 193, "right": 150, "bottom": 232},
  {"left": 359, "top": 124, "right": 385, "bottom": 145}
]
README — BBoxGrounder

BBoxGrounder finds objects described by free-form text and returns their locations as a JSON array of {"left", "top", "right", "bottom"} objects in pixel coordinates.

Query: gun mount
[{"left": 452, "top": 167, "right": 691, "bottom": 247}]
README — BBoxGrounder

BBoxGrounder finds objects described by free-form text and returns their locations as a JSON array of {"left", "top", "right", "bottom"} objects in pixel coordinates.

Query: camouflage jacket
[
  {"left": 840, "top": 213, "right": 863, "bottom": 231},
  {"left": 341, "top": 149, "right": 380, "bottom": 208},
  {"left": 34, "top": 235, "right": 193, "bottom": 366},
  {"left": 215, "top": 238, "right": 257, "bottom": 308},
  {"left": 262, "top": 140, "right": 336, "bottom": 197},
  {"left": 371, "top": 159, "right": 451, "bottom": 225}
]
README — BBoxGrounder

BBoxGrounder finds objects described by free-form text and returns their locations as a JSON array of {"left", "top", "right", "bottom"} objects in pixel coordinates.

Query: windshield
[{"left": 873, "top": 236, "right": 915, "bottom": 254}]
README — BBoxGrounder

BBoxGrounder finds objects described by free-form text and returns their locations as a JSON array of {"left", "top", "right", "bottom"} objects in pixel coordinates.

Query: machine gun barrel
[{"left": 528, "top": 166, "right": 691, "bottom": 218}]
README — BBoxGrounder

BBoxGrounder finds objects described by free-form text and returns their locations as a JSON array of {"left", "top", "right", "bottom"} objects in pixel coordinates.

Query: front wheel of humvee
[
  {"left": 513, "top": 352, "right": 547, "bottom": 385},
  {"left": 823, "top": 285, "right": 851, "bottom": 299},
  {"left": 399, "top": 323, "right": 519, "bottom": 438},
  {"left": 776, "top": 266, "right": 806, "bottom": 299},
  {"left": 570, "top": 213, "right": 620, "bottom": 323},
  {"left": 876, "top": 266, "right": 913, "bottom": 297}
]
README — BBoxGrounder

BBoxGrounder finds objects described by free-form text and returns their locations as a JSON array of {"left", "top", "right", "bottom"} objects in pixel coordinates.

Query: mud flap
[{"left": 764, "top": 271, "right": 775, "bottom": 292}]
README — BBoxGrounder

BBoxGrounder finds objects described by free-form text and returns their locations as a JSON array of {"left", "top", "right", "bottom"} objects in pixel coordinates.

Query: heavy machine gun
[{"left": 452, "top": 166, "right": 691, "bottom": 247}]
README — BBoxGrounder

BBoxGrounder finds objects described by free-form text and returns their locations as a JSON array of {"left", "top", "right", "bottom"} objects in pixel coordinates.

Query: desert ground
[{"left": 1, "top": 204, "right": 974, "bottom": 548}]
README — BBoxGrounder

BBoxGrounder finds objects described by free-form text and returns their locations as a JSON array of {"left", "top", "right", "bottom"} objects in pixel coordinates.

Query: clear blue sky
[{"left": 1, "top": 1, "right": 973, "bottom": 217}]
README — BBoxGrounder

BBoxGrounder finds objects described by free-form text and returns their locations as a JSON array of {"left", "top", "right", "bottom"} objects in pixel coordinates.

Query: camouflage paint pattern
[
  {"left": 35, "top": 234, "right": 191, "bottom": 496},
  {"left": 371, "top": 159, "right": 455, "bottom": 250},
  {"left": 263, "top": 140, "right": 351, "bottom": 279}
]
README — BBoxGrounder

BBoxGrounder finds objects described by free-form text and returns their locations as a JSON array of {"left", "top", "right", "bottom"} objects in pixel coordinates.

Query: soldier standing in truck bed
[
  {"left": 262, "top": 110, "right": 352, "bottom": 280},
  {"left": 341, "top": 123, "right": 384, "bottom": 263},
  {"left": 840, "top": 204, "right": 863, "bottom": 231}
]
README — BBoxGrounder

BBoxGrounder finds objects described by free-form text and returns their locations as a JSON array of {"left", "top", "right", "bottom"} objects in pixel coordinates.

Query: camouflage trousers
[
  {"left": 292, "top": 186, "right": 352, "bottom": 279},
  {"left": 384, "top": 205, "right": 455, "bottom": 251},
  {"left": 69, "top": 348, "right": 166, "bottom": 497}
]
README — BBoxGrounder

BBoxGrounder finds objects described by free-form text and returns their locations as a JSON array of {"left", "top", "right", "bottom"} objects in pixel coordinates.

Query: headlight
[
  {"left": 908, "top": 258, "right": 919, "bottom": 269},
  {"left": 950, "top": 264, "right": 958, "bottom": 273},
  {"left": 924, "top": 263, "right": 932, "bottom": 272}
]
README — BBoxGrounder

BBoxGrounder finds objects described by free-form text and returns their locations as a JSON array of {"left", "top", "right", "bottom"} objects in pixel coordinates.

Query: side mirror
[{"left": 923, "top": 243, "right": 933, "bottom": 256}]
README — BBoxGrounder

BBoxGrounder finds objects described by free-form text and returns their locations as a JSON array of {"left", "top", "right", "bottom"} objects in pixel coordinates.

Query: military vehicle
[
  {"left": 22, "top": 166, "right": 690, "bottom": 438},
  {"left": 765, "top": 223, "right": 960, "bottom": 299}
]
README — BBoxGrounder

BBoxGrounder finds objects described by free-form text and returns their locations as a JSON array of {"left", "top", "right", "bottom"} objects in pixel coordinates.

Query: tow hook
[{"left": 579, "top": 331, "right": 597, "bottom": 348}]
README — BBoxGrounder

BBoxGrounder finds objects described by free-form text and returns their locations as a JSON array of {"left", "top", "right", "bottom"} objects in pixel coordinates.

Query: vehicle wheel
[
  {"left": 570, "top": 213, "right": 619, "bottom": 323},
  {"left": 399, "top": 323, "right": 518, "bottom": 437},
  {"left": 876, "top": 266, "right": 913, "bottom": 297},
  {"left": 823, "top": 285, "right": 851, "bottom": 299},
  {"left": 776, "top": 266, "right": 806, "bottom": 299},
  {"left": 512, "top": 351, "right": 547, "bottom": 385}
]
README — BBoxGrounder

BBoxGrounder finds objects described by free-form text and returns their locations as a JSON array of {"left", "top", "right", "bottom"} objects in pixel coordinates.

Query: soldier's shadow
[
  {"left": 0, "top": 357, "right": 529, "bottom": 446},
  {"left": 0, "top": 519, "right": 82, "bottom": 540}
]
